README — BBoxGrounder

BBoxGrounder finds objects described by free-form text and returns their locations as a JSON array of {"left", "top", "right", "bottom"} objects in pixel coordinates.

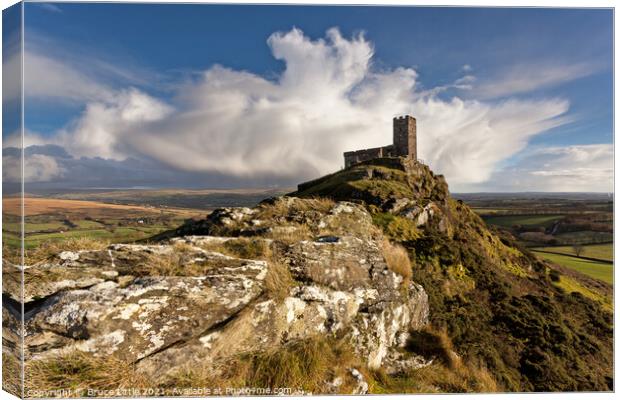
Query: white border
[{"left": 0, "top": 1, "right": 616, "bottom": 400}]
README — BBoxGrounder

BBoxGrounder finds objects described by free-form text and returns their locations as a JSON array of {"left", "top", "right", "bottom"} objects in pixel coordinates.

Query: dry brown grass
[
  {"left": 195, "top": 237, "right": 294, "bottom": 300},
  {"left": 25, "top": 237, "right": 109, "bottom": 265},
  {"left": 265, "top": 224, "right": 314, "bottom": 245},
  {"left": 380, "top": 240, "right": 412, "bottom": 285},
  {"left": 163, "top": 336, "right": 360, "bottom": 394},
  {"left": 258, "top": 197, "right": 335, "bottom": 220},
  {"left": 406, "top": 327, "right": 460, "bottom": 369},
  {"left": 137, "top": 241, "right": 278, "bottom": 279},
  {"left": 25, "top": 352, "right": 148, "bottom": 396},
  {"left": 370, "top": 326, "right": 498, "bottom": 393},
  {"left": 370, "top": 359, "right": 498, "bottom": 394},
  {"left": 137, "top": 242, "right": 219, "bottom": 276},
  {"left": 3, "top": 352, "right": 22, "bottom": 397},
  {"left": 196, "top": 237, "right": 272, "bottom": 260},
  {"left": 264, "top": 257, "right": 295, "bottom": 301},
  {"left": 2, "top": 243, "right": 22, "bottom": 265}
]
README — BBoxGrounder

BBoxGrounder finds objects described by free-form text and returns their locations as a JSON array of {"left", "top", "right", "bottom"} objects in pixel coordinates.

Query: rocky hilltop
[{"left": 3, "top": 157, "right": 613, "bottom": 395}]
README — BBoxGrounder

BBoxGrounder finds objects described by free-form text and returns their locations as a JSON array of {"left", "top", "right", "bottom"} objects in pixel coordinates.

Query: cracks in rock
[
  {"left": 2, "top": 294, "right": 26, "bottom": 318},
  {"left": 19, "top": 278, "right": 123, "bottom": 321},
  {"left": 108, "top": 249, "right": 116, "bottom": 269},
  {"left": 132, "top": 303, "right": 248, "bottom": 365}
]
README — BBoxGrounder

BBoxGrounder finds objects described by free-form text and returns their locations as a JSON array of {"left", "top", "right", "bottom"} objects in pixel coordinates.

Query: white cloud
[
  {"left": 474, "top": 62, "right": 598, "bottom": 99},
  {"left": 55, "top": 88, "right": 173, "bottom": 160},
  {"left": 2, "top": 154, "right": 63, "bottom": 183},
  {"left": 20, "top": 28, "right": 590, "bottom": 189},
  {"left": 415, "top": 97, "right": 571, "bottom": 184},
  {"left": 462, "top": 144, "right": 613, "bottom": 192},
  {"left": 2, "top": 130, "right": 49, "bottom": 148},
  {"left": 527, "top": 144, "right": 613, "bottom": 191}
]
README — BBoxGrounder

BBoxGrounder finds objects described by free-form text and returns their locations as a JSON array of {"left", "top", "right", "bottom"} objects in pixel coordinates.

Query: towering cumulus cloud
[{"left": 11, "top": 28, "right": 583, "bottom": 188}]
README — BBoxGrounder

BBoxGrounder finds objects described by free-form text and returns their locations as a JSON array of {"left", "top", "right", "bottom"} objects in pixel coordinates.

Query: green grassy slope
[
  {"left": 532, "top": 251, "right": 613, "bottom": 284},
  {"left": 290, "top": 157, "right": 613, "bottom": 392},
  {"left": 534, "top": 243, "right": 613, "bottom": 262}
]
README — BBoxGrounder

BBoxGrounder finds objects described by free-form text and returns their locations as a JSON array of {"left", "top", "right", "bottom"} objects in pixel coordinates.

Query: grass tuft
[
  {"left": 264, "top": 257, "right": 295, "bottom": 301},
  {"left": 196, "top": 237, "right": 272, "bottom": 260},
  {"left": 3, "top": 352, "right": 21, "bottom": 397},
  {"left": 380, "top": 240, "right": 412, "bottom": 285},
  {"left": 370, "top": 326, "right": 498, "bottom": 394},
  {"left": 406, "top": 327, "right": 460, "bottom": 369},
  {"left": 136, "top": 242, "right": 244, "bottom": 277},
  {"left": 163, "top": 336, "right": 360, "bottom": 394},
  {"left": 370, "top": 359, "right": 498, "bottom": 394},
  {"left": 258, "top": 197, "right": 335, "bottom": 220},
  {"left": 25, "top": 352, "right": 147, "bottom": 395},
  {"left": 266, "top": 224, "right": 314, "bottom": 245},
  {"left": 25, "top": 237, "right": 109, "bottom": 265},
  {"left": 222, "top": 238, "right": 270, "bottom": 259},
  {"left": 553, "top": 275, "right": 612, "bottom": 312},
  {"left": 137, "top": 242, "right": 199, "bottom": 276}
]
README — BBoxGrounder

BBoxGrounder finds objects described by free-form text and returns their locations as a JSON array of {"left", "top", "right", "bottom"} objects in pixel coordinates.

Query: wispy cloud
[
  {"left": 3, "top": 32, "right": 168, "bottom": 104},
  {"left": 23, "top": 51, "right": 117, "bottom": 103},
  {"left": 38, "top": 3, "right": 63, "bottom": 13},
  {"left": 473, "top": 61, "right": 600, "bottom": 99}
]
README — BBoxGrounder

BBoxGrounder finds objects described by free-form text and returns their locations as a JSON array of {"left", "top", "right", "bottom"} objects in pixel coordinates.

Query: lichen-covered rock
[
  {"left": 4, "top": 244, "right": 211, "bottom": 303},
  {"left": 138, "top": 231, "right": 428, "bottom": 381},
  {"left": 285, "top": 236, "right": 381, "bottom": 291},
  {"left": 23, "top": 253, "right": 268, "bottom": 361},
  {"left": 4, "top": 264, "right": 111, "bottom": 303},
  {"left": 6, "top": 199, "right": 430, "bottom": 391}
]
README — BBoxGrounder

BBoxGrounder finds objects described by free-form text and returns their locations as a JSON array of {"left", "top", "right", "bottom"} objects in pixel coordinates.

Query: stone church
[{"left": 344, "top": 115, "right": 417, "bottom": 167}]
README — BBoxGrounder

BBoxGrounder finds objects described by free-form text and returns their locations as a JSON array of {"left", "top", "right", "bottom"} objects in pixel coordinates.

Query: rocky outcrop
[
  {"left": 3, "top": 200, "right": 430, "bottom": 387},
  {"left": 293, "top": 157, "right": 613, "bottom": 392},
  {"left": 5, "top": 157, "right": 612, "bottom": 394}
]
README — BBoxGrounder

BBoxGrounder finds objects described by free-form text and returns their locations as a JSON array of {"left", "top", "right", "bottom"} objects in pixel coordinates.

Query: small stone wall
[{"left": 344, "top": 145, "right": 394, "bottom": 168}]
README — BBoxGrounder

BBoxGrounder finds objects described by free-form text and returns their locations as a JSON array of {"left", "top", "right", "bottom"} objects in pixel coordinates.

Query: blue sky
[{"left": 2, "top": 3, "right": 614, "bottom": 192}]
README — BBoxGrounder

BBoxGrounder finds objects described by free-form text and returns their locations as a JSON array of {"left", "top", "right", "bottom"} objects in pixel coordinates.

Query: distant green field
[
  {"left": 2, "top": 197, "right": 207, "bottom": 257},
  {"left": 533, "top": 243, "right": 613, "bottom": 262},
  {"left": 2, "top": 226, "right": 175, "bottom": 249},
  {"left": 471, "top": 208, "right": 513, "bottom": 216},
  {"left": 2, "top": 232, "right": 20, "bottom": 248},
  {"left": 533, "top": 251, "right": 613, "bottom": 284},
  {"left": 483, "top": 214, "right": 564, "bottom": 228},
  {"left": 72, "top": 220, "right": 105, "bottom": 229},
  {"left": 17, "top": 226, "right": 172, "bottom": 248},
  {"left": 554, "top": 230, "right": 613, "bottom": 244},
  {"left": 3, "top": 221, "right": 68, "bottom": 233}
]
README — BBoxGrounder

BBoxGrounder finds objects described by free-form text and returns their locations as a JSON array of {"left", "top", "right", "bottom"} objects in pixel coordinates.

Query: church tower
[{"left": 393, "top": 115, "right": 417, "bottom": 160}]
